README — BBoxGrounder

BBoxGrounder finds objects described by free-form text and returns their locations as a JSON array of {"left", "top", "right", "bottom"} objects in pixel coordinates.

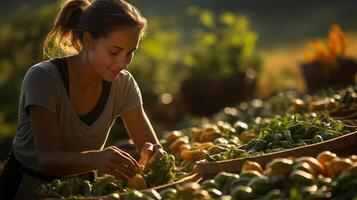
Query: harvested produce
[{"left": 35, "top": 154, "right": 176, "bottom": 198}]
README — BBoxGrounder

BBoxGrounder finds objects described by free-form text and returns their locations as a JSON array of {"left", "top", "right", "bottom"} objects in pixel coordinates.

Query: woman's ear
[{"left": 82, "top": 31, "right": 94, "bottom": 49}]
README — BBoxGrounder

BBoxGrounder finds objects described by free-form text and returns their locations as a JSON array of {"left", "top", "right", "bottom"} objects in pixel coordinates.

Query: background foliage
[{"left": 183, "top": 7, "right": 261, "bottom": 81}]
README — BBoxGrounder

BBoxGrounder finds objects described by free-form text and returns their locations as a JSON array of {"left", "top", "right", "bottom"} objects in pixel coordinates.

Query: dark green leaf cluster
[
  {"left": 34, "top": 175, "right": 126, "bottom": 198},
  {"left": 143, "top": 154, "right": 176, "bottom": 188}
]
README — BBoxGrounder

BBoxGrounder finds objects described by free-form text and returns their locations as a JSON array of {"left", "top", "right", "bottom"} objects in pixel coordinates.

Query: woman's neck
[{"left": 66, "top": 52, "right": 102, "bottom": 92}]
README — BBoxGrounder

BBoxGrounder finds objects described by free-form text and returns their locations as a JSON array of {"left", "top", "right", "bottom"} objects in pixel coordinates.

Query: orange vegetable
[
  {"left": 128, "top": 174, "right": 147, "bottom": 190},
  {"left": 193, "top": 190, "right": 211, "bottom": 199},
  {"left": 207, "top": 145, "right": 229, "bottom": 155},
  {"left": 199, "top": 130, "right": 221, "bottom": 142},
  {"left": 325, "top": 158, "right": 353, "bottom": 178},
  {"left": 293, "top": 161, "right": 315, "bottom": 176},
  {"left": 164, "top": 130, "right": 183, "bottom": 144},
  {"left": 178, "top": 182, "right": 200, "bottom": 197},
  {"left": 239, "top": 131, "right": 255, "bottom": 143},
  {"left": 180, "top": 149, "right": 206, "bottom": 161},
  {"left": 191, "top": 127, "right": 205, "bottom": 141},
  {"left": 295, "top": 156, "right": 325, "bottom": 177},
  {"left": 316, "top": 151, "right": 337, "bottom": 168},
  {"left": 176, "top": 144, "right": 191, "bottom": 158},
  {"left": 196, "top": 142, "right": 214, "bottom": 150},
  {"left": 266, "top": 158, "right": 294, "bottom": 177},
  {"left": 242, "top": 161, "right": 263, "bottom": 174},
  {"left": 169, "top": 137, "right": 189, "bottom": 153},
  {"left": 349, "top": 155, "right": 357, "bottom": 162}
]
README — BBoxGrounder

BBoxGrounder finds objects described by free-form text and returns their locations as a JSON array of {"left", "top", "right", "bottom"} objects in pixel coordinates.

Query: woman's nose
[{"left": 115, "top": 57, "right": 129, "bottom": 70}]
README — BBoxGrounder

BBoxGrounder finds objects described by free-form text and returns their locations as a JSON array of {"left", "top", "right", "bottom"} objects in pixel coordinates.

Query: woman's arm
[
  {"left": 30, "top": 105, "right": 97, "bottom": 175},
  {"left": 30, "top": 106, "right": 139, "bottom": 178},
  {"left": 121, "top": 106, "right": 160, "bottom": 153}
]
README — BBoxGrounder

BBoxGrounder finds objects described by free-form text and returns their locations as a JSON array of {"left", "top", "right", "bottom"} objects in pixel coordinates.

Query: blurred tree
[
  {"left": 179, "top": 7, "right": 262, "bottom": 116},
  {"left": 0, "top": 3, "right": 57, "bottom": 158},
  {"left": 130, "top": 17, "right": 186, "bottom": 101},
  {"left": 127, "top": 17, "right": 189, "bottom": 130},
  {"left": 183, "top": 6, "right": 261, "bottom": 80}
]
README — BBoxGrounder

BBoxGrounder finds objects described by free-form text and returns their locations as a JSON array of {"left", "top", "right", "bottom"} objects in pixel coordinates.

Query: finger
[
  {"left": 141, "top": 142, "right": 154, "bottom": 156},
  {"left": 112, "top": 146, "right": 138, "bottom": 163},
  {"left": 155, "top": 147, "right": 166, "bottom": 157},
  {"left": 152, "top": 144, "right": 163, "bottom": 152},
  {"left": 117, "top": 148, "right": 140, "bottom": 168},
  {"left": 112, "top": 153, "right": 139, "bottom": 174},
  {"left": 112, "top": 162, "right": 136, "bottom": 177},
  {"left": 139, "top": 143, "right": 154, "bottom": 165},
  {"left": 109, "top": 162, "right": 136, "bottom": 178},
  {"left": 148, "top": 148, "right": 165, "bottom": 164},
  {"left": 111, "top": 146, "right": 140, "bottom": 170},
  {"left": 143, "top": 142, "right": 154, "bottom": 150},
  {"left": 109, "top": 166, "right": 130, "bottom": 181},
  {"left": 108, "top": 147, "right": 138, "bottom": 173},
  {"left": 153, "top": 144, "right": 166, "bottom": 155}
]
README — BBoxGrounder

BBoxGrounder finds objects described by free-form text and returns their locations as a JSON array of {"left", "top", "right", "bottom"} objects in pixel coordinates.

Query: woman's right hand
[
  {"left": 139, "top": 142, "right": 166, "bottom": 166},
  {"left": 96, "top": 146, "right": 140, "bottom": 180}
]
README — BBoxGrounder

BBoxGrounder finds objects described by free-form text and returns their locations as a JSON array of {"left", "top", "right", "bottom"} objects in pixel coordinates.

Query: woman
[{"left": 0, "top": 0, "right": 165, "bottom": 199}]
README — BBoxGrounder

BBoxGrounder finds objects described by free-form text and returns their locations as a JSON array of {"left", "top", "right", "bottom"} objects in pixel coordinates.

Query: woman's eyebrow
[{"left": 110, "top": 45, "right": 137, "bottom": 51}]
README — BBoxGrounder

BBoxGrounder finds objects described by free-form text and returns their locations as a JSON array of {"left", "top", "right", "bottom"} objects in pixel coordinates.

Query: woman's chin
[{"left": 103, "top": 74, "right": 117, "bottom": 82}]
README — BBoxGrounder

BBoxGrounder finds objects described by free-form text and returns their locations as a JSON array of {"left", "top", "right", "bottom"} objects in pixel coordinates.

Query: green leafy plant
[
  {"left": 143, "top": 154, "right": 176, "bottom": 188},
  {"left": 183, "top": 7, "right": 261, "bottom": 81}
]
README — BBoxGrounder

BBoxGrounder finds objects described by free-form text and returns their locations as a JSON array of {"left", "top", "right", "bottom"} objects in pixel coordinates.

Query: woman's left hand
[{"left": 139, "top": 142, "right": 166, "bottom": 165}]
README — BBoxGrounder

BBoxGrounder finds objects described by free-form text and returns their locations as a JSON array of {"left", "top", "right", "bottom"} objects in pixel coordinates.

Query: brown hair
[{"left": 43, "top": 0, "right": 147, "bottom": 58}]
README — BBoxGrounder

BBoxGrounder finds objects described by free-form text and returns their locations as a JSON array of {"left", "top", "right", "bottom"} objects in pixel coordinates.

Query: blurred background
[{"left": 0, "top": 0, "right": 356, "bottom": 163}]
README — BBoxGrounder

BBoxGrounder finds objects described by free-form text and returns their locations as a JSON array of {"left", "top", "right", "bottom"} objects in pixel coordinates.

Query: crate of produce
[
  {"left": 195, "top": 151, "right": 357, "bottom": 199},
  {"left": 55, "top": 152, "right": 357, "bottom": 199},
  {"left": 37, "top": 172, "right": 201, "bottom": 200},
  {"left": 196, "top": 130, "right": 357, "bottom": 178},
  {"left": 161, "top": 112, "right": 356, "bottom": 174},
  {"left": 35, "top": 154, "right": 201, "bottom": 200}
]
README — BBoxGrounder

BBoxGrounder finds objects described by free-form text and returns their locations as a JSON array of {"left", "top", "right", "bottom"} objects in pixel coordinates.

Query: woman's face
[{"left": 86, "top": 26, "right": 140, "bottom": 82}]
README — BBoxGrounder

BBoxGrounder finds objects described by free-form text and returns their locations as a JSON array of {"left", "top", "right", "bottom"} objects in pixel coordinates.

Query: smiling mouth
[{"left": 108, "top": 68, "right": 121, "bottom": 75}]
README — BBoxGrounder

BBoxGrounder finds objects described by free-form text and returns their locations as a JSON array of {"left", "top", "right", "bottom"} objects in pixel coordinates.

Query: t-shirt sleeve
[
  {"left": 22, "top": 66, "right": 58, "bottom": 115},
  {"left": 117, "top": 71, "right": 143, "bottom": 115}
]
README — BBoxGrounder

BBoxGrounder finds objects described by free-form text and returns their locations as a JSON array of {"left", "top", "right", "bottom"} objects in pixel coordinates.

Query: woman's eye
[{"left": 109, "top": 51, "right": 118, "bottom": 56}]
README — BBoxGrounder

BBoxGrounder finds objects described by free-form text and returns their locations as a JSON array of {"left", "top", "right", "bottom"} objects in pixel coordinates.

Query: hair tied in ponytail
[{"left": 44, "top": 0, "right": 146, "bottom": 58}]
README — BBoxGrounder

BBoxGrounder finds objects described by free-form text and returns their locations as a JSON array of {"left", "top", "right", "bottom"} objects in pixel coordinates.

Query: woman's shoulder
[
  {"left": 117, "top": 69, "right": 133, "bottom": 79},
  {"left": 23, "top": 60, "right": 59, "bottom": 84},
  {"left": 26, "top": 59, "right": 58, "bottom": 75},
  {"left": 114, "top": 69, "right": 136, "bottom": 84},
  {"left": 112, "top": 70, "right": 140, "bottom": 96},
  {"left": 26, "top": 59, "right": 53, "bottom": 72}
]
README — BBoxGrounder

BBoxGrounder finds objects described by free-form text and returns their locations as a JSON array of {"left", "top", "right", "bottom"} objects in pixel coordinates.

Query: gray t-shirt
[{"left": 13, "top": 60, "right": 142, "bottom": 171}]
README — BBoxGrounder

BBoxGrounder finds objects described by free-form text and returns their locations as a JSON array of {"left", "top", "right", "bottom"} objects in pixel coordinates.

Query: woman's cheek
[{"left": 94, "top": 52, "right": 111, "bottom": 67}]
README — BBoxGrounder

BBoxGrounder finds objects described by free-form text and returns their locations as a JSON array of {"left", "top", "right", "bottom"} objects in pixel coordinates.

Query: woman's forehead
[{"left": 101, "top": 26, "right": 140, "bottom": 49}]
